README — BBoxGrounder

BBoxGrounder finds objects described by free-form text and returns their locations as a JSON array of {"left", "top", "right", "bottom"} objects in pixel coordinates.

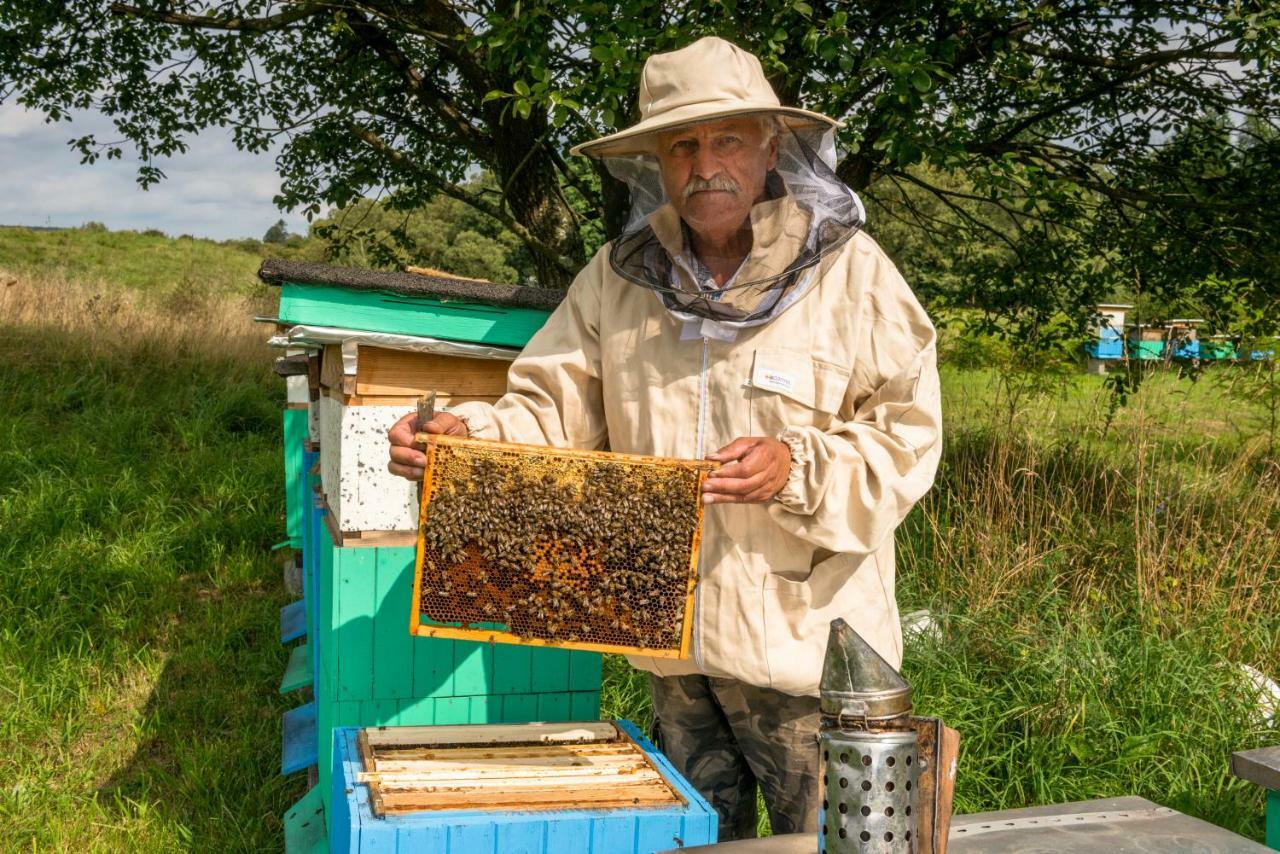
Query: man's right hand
[{"left": 387, "top": 411, "right": 469, "bottom": 481}]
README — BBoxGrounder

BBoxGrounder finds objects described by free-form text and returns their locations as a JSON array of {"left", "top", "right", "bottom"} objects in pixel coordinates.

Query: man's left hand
[{"left": 702, "top": 436, "right": 792, "bottom": 505}]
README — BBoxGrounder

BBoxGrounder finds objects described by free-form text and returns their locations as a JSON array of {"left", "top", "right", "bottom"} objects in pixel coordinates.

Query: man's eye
[{"left": 671, "top": 140, "right": 696, "bottom": 154}]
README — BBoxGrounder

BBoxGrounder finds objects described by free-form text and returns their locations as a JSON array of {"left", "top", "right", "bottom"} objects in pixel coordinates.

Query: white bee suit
[{"left": 450, "top": 207, "right": 942, "bottom": 697}]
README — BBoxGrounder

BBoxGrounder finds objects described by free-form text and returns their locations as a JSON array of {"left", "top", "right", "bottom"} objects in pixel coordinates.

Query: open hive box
[
  {"left": 355, "top": 721, "right": 686, "bottom": 816},
  {"left": 410, "top": 435, "right": 714, "bottom": 657}
]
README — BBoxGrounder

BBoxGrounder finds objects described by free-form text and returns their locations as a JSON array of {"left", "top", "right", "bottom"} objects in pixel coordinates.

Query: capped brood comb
[{"left": 410, "top": 435, "right": 714, "bottom": 657}]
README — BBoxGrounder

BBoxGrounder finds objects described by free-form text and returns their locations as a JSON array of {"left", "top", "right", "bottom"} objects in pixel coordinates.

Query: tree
[
  {"left": 262, "top": 218, "right": 290, "bottom": 244},
  {"left": 310, "top": 188, "right": 531, "bottom": 283},
  {"left": 3, "top": 2, "right": 1277, "bottom": 298}
]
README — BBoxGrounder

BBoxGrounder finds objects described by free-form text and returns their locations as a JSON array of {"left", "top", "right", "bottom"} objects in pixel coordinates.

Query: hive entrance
[{"left": 411, "top": 436, "right": 712, "bottom": 657}]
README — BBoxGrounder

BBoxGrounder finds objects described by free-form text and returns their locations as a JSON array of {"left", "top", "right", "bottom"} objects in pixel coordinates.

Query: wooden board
[
  {"left": 357, "top": 722, "right": 685, "bottom": 817},
  {"left": 319, "top": 343, "right": 508, "bottom": 401},
  {"left": 410, "top": 435, "right": 711, "bottom": 660},
  {"left": 364, "top": 721, "right": 619, "bottom": 747},
  {"left": 356, "top": 347, "right": 510, "bottom": 398}
]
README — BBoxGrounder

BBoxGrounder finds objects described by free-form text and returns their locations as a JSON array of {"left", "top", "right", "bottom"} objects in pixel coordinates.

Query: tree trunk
[{"left": 490, "top": 113, "right": 585, "bottom": 289}]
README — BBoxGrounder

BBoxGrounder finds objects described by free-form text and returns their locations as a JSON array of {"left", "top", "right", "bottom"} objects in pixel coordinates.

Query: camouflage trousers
[{"left": 649, "top": 673, "right": 821, "bottom": 841}]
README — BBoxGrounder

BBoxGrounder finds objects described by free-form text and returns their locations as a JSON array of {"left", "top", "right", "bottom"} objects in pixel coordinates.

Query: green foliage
[
  {"left": 4, "top": 0, "right": 1276, "bottom": 302},
  {"left": 262, "top": 218, "right": 291, "bottom": 244},
  {"left": 311, "top": 188, "right": 534, "bottom": 283}
]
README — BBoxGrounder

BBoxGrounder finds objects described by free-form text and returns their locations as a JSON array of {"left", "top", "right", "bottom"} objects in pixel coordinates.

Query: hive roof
[{"left": 258, "top": 259, "right": 566, "bottom": 312}]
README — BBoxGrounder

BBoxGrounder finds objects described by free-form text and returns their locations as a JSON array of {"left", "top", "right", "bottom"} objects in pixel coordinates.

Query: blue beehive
[
  {"left": 330, "top": 721, "right": 718, "bottom": 853},
  {"left": 1085, "top": 304, "right": 1131, "bottom": 361}
]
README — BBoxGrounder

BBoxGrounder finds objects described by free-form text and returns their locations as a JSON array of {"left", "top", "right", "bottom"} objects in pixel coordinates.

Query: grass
[
  {"left": 1, "top": 228, "right": 1277, "bottom": 848},
  {"left": 0, "top": 268, "right": 293, "bottom": 849},
  {"left": 0, "top": 224, "right": 317, "bottom": 297}
]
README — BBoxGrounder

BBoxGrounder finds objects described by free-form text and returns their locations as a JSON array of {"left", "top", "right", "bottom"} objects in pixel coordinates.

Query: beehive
[
  {"left": 412, "top": 436, "right": 714, "bottom": 658},
  {"left": 331, "top": 721, "right": 718, "bottom": 853},
  {"left": 357, "top": 721, "right": 683, "bottom": 816},
  {"left": 317, "top": 345, "right": 514, "bottom": 538}
]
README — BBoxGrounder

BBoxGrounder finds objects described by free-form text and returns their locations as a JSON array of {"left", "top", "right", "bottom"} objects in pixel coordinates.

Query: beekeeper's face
[{"left": 656, "top": 116, "right": 779, "bottom": 240}]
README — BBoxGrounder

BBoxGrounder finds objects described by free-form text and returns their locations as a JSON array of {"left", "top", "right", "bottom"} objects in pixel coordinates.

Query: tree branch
[
  {"left": 108, "top": 2, "right": 324, "bottom": 32},
  {"left": 1011, "top": 33, "right": 1241, "bottom": 71},
  {"left": 347, "top": 122, "right": 577, "bottom": 278},
  {"left": 344, "top": 11, "right": 491, "bottom": 159}
]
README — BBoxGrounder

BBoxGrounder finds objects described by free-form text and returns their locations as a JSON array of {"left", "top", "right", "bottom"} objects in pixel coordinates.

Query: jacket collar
[{"left": 647, "top": 194, "right": 813, "bottom": 304}]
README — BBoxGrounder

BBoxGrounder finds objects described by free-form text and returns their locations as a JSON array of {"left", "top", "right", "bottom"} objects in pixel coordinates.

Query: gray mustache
[{"left": 682, "top": 174, "right": 740, "bottom": 201}]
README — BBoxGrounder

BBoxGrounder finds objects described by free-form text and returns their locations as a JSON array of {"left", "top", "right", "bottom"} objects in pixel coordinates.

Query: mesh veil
[{"left": 603, "top": 118, "right": 865, "bottom": 330}]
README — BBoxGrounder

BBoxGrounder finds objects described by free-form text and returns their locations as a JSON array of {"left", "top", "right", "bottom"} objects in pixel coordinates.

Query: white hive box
[{"left": 315, "top": 342, "right": 513, "bottom": 542}]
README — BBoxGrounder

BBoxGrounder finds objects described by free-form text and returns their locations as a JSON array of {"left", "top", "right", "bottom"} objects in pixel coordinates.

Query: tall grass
[
  {"left": 0, "top": 268, "right": 292, "bottom": 849},
  {"left": 897, "top": 385, "right": 1279, "bottom": 837},
  {"left": 0, "top": 256, "right": 1276, "bottom": 847}
]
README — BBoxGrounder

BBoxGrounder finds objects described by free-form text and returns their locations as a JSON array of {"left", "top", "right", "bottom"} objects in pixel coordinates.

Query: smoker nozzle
[{"left": 819, "top": 618, "right": 913, "bottom": 724}]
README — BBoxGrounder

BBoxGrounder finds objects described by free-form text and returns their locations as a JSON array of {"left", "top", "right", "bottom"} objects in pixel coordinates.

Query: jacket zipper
[{"left": 692, "top": 336, "right": 709, "bottom": 670}]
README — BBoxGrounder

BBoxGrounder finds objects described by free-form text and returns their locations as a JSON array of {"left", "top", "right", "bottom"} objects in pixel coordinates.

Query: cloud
[{"left": 0, "top": 105, "right": 312, "bottom": 240}]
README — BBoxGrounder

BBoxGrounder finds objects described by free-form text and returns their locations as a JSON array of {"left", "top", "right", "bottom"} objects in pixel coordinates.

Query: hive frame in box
[
  {"left": 410, "top": 435, "right": 712, "bottom": 660},
  {"left": 353, "top": 721, "right": 688, "bottom": 817},
  {"left": 330, "top": 721, "right": 719, "bottom": 853}
]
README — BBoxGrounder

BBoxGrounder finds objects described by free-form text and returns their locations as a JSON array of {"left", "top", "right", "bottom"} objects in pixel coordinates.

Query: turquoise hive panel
[{"left": 277, "top": 282, "right": 553, "bottom": 348}]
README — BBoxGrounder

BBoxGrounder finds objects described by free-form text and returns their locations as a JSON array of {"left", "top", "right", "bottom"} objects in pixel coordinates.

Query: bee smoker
[{"left": 818, "top": 619, "right": 959, "bottom": 854}]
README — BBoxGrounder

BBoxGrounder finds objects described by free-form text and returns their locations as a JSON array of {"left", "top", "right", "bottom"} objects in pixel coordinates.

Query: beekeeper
[{"left": 387, "top": 36, "right": 941, "bottom": 841}]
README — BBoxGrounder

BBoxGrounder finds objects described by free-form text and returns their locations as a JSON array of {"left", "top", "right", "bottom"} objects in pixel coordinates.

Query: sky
[{"left": 0, "top": 102, "right": 313, "bottom": 241}]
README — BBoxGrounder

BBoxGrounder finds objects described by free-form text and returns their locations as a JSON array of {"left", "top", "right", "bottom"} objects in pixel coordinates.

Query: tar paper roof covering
[{"left": 257, "top": 259, "right": 566, "bottom": 312}]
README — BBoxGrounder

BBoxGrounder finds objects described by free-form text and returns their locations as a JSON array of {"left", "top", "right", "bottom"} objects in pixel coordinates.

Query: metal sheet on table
[{"left": 670, "top": 796, "right": 1269, "bottom": 853}]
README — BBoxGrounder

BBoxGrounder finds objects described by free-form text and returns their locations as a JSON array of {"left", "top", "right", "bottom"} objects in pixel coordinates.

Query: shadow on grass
[{"left": 0, "top": 322, "right": 306, "bottom": 848}]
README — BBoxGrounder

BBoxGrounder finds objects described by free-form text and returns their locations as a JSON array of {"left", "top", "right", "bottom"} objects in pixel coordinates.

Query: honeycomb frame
[{"left": 409, "top": 435, "right": 714, "bottom": 658}]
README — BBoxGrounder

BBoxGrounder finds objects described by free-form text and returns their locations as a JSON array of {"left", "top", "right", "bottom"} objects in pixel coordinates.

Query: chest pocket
[{"left": 749, "top": 347, "right": 851, "bottom": 434}]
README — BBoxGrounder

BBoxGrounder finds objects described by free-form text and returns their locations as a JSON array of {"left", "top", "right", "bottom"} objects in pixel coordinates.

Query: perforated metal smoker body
[
  {"left": 411, "top": 435, "right": 715, "bottom": 658},
  {"left": 820, "top": 729, "right": 920, "bottom": 853}
]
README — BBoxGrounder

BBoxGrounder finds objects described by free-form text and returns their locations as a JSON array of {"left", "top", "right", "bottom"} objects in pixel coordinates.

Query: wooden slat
[
  {"left": 370, "top": 752, "right": 645, "bottom": 773},
  {"left": 364, "top": 721, "right": 618, "bottom": 748},
  {"left": 318, "top": 384, "right": 501, "bottom": 409},
  {"left": 357, "top": 721, "right": 686, "bottom": 818},
  {"left": 370, "top": 743, "right": 640, "bottom": 763},
  {"left": 412, "top": 622, "right": 693, "bottom": 659},
  {"left": 356, "top": 347, "right": 511, "bottom": 397},
  {"left": 319, "top": 343, "right": 344, "bottom": 390},
  {"left": 359, "top": 761, "right": 652, "bottom": 783},
  {"left": 373, "top": 780, "right": 680, "bottom": 814},
  {"left": 365, "top": 768, "right": 662, "bottom": 790}
]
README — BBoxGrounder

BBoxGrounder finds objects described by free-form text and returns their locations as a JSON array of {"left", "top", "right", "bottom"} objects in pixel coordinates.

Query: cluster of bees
[{"left": 418, "top": 444, "right": 703, "bottom": 650}]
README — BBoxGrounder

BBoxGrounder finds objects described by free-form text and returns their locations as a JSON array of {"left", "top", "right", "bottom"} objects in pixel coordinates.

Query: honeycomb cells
[{"left": 418, "top": 441, "right": 706, "bottom": 652}]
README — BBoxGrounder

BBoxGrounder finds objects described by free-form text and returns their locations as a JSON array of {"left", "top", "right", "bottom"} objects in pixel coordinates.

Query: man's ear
[{"left": 766, "top": 134, "right": 779, "bottom": 171}]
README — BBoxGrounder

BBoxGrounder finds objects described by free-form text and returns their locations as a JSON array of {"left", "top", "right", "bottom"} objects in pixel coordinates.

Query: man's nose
[{"left": 691, "top": 145, "right": 722, "bottom": 180}]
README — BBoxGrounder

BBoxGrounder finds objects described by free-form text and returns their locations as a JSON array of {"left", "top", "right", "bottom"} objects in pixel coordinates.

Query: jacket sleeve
[
  {"left": 766, "top": 243, "right": 942, "bottom": 555},
  {"left": 447, "top": 250, "right": 607, "bottom": 450}
]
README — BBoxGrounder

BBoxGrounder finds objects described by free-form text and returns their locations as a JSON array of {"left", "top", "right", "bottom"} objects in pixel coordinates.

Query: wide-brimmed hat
[{"left": 571, "top": 37, "right": 841, "bottom": 159}]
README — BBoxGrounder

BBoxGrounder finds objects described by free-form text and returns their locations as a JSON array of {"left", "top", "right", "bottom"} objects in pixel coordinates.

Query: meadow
[{"left": 0, "top": 226, "right": 1276, "bottom": 849}]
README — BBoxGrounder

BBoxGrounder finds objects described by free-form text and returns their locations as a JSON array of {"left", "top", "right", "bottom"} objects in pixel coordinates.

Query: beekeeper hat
[{"left": 570, "top": 37, "right": 841, "bottom": 158}]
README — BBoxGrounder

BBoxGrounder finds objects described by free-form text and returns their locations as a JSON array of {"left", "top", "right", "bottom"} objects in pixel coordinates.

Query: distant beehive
[{"left": 411, "top": 436, "right": 713, "bottom": 658}]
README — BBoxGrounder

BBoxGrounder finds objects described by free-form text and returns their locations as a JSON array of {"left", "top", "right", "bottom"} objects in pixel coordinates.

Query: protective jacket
[{"left": 452, "top": 200, "right": 941, "bottom": 696}]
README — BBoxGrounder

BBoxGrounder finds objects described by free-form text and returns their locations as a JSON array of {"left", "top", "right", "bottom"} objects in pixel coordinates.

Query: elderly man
[{"left": 387, "top": 37, "right": 941, "bottom": 841}]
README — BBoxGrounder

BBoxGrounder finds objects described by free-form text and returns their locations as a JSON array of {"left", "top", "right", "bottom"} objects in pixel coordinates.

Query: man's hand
[
  {"left": 387, "top": 411, "right": 469, "bottom": 481},
  {"left": 702, "top": 436, "right": 791, "bottom": 505}
]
